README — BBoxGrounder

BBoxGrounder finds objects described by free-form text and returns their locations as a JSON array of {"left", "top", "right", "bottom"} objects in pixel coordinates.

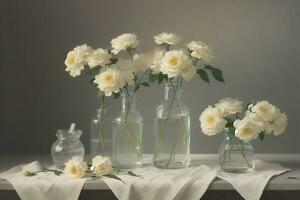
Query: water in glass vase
[
  {"left": 90, "top": 138, "right": 112, "bottom": 157},
  {"left": 112, "top": 92, "right": 143, "bottom": 169},
  {"left": 90, "top": 108, "right": 112, "bottom": 158},
  {"left": 113, "top": 119, "right": 143, "bottom": 168},
  {"left": 219, "top": 129, "right": 255, "bottom": 173},
  {"left": 154, "top": 114, "right": 190, "bottom": 169},
  {"left": 90, "top": 95, "right": 113, "bottom": 159},
  {"left": 153, "top": 81, "right": 190, "bottom": 169}
]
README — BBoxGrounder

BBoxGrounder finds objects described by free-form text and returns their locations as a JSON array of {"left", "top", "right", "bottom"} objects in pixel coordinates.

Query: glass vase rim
[
  {"left": 164, "top": 81, "right": 183, "bottom": 88},
  {"left": 56, "top": 129, "right": 82, "bottom": 139},
  {"left": 120, "top": 91, "right": 135, "bottom": 97},
  {"left": 223, "top": 128, "right": 251, "bottom": 143}
]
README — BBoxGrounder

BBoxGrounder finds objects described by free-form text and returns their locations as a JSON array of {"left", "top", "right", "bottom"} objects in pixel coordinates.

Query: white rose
[
  {"left": 215, "top": 98, "right": 243, "bottom": 117},
  {"left": 113, "top": 59, "right": 134, "bottom": 71},
  {"left": 87, "top": 48, "right": 111, "bottom": 69},
  {"left": 234, "top": 117, "right": 263, "bottom": 142},
  {"left": 245, "top": 111, "right": 272, "bottom": 134},
  {"left": 74, "top": 44, "right": 93, "bottom": 57},
  {"left": 272, "top": 112, "right": 288, "bottom": 135},
  {"left": 154, "top": 32, "right": 180, "bottom": 45},
  {"left": 64, "top": 156, "right": 87, "bottom": 178},
  {"left": 120, "top": 70, "right": 135, "bottom": 86},
  {"left": 186, "top": 41, "right": 214, "bottom": 63},
  {"left": 149, "top": 49, "right": 165, "bottom": 74},
  {"left": 160, "top": 50, "right": 191, "bottom": 78},
  {"left": 252, "top": 101, "right": 278, "bottom": 122},
  {"left": 199, "top": 106, "right": 226, "bottom": 136},
  {"left": 181, "top": 62, "right": 196, "bottom": 81},
  {"left": 64, "top": 44, "right": 92, "bottom": 77},
  {"left": 91, "top": 155, "right": 113, "bottom": 176},
  {"left": 133, "top": 53, "right": 152, "bottom": 72},
  {"left": 111, "top": 33, "right": 139, "bottom": 54},
  {"left": 94, "top": 68, "right": 125, "bottom": 96},
  {"left": 111, "top": 59, "right": 135, "bottom": 86}
]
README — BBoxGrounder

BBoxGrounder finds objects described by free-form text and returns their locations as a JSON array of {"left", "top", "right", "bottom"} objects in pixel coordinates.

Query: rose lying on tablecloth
[{"left": 23, "top": 155, "right": 139, "bottom": 182}]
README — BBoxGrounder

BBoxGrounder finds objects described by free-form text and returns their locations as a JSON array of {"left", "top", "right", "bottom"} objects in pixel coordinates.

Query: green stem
[
  {"left": 164, "top": 120, "right": 186, "bottom": 168},
  {"left": 95, "top": 95, "right": 105, "bottom": 155},
  {"left": 127, "top": 48, "right": 134, "bottom": 61},
  {"left": 163, "top": 78, "right": 186, "bottom": 168},
  {"left": 155, "top": 79, "right": 178, "bottom": 160},
  {"left": 238, "top": 140, "right": 252, "bottom": 168},
  {"left": 122, "top": 89, "right": 142, "bottom": 159}
]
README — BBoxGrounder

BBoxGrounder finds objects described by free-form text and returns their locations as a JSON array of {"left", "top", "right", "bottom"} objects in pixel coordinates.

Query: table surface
[{"left": 0, "top": 154, "right": 300, "bottom": 191}]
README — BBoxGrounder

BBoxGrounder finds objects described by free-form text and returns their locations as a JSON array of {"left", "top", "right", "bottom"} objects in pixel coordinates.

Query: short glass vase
[{"left": 219, "top": 128, "right": 255, "bottom": 173}]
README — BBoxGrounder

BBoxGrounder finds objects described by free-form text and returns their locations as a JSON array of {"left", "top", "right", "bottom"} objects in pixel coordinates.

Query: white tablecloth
[{"left": 0, "top": 155, "right": 290, "bottom": 200}]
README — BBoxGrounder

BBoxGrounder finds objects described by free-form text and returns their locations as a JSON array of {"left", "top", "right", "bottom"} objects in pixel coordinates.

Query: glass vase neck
[
  {"left": 224, "top": 128, "right": 248, "bottom": 143},
  {"left": 56, "top": 129, "right": 82, "bottom": 140},
  {"left": 121, "top": 92, "right": 136, "bottom": 113},
  {"left": 164, "top": 82, "right": 183, "bottom": 101}
]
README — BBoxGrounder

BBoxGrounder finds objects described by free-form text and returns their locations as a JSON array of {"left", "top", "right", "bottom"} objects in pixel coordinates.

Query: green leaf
[
  {"left": 148, "top": 73, "right": 159, "bottom": 83},
  {"left": 225, "top": 122, "right": 234, "bottom": 128},
  {"left": 133, "top": 74, "right": 138, "bottom": 82},
  {"left": 109, "top": 57, "right": 118, "bottom": 65},
  {"left": 134, "top": 84, "right": 140, "bottom": 92},
  {"left": 90, "top": 78, "right": 95, "bottom": 85},
  {"left": 259, "top": 132, "right": 265, "bottom": 141},
  {"left": 204, "top": 65, "right": 225, "bottom": 83},
  {"left": 197, "top": 69, "right": 209, "bottom": 83},
  {"left": 158, "top": 73, "right": 166, "bottom": 84},
  {"left": 113, "top": 92, "right": 120, "bottom": 99},
  {"left": 128, "top": 171, "right": 141, "bottom": 177},
  {"left": 85, "top": 67, "right": 101, "bottom": 76},
  {"left": 54, "top": 170, "right": 63, "bottom": 176},
  {"left": 97, "top": 91, "right": 105, "bottom": 98},
  {"left": 24, "top": 171, "right": 37, "bottom": 177},
  {"left": 226, "top": 127, "right": 235, "bottom": 135},
  {"left": 103, "top": 174, "right": 125, "bottom": 183},
  {"left": 141, "top": 82, "right": 150, "bottom": 87}
]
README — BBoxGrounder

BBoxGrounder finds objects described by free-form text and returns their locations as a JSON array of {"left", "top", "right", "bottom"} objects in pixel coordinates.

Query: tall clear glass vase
[
  {"left": 112, "top": 92, "right": 143, "bottom": 169},
  {"left": 153, "top": 81, "right": 190, "bottom": 169},
  {"left": 90, "top": 95, "right": 113, "bottom": 159},
  {"left": 219, "top": 128, "right": 255, "bottom": 173}
]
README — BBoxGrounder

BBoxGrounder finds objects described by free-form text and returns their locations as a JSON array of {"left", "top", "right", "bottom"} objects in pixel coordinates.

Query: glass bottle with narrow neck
[
  {"left": 153, "top": 81, "right": 190, "bottom": 169},
  {"left": 90, "top": 95, "right": 113, "bottom": 159},
  {"left": 219, "top": 128, "right": 255, "bottom": 173},
  {"left": 112, "top": 92, "right": 143, "bottom": 169}
]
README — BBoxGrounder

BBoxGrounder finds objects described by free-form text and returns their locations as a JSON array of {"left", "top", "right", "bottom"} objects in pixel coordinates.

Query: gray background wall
[{"left": 0, "top": 0, "right": 299, "bottom": 154}]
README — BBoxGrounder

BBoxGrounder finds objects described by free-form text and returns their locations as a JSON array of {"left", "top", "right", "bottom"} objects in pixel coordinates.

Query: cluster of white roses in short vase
[
  {"left": 199, "top": 98, "right": 288, "bottom": 173},
  {"left": 64, "top": 32, "right": 224, "bottom": 170}
]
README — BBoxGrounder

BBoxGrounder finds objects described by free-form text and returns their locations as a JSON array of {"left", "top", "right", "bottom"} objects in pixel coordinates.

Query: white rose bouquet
[
  {"left": 64, "top": 33, "right": 150, "bottom": 99},
  {"left": 148, "top": 32, "right": 224, "bottom": 86},
  {"left": 64, "top": 33, "right": 155, "bottom": 159},
  {"left": 64, "top": 32, "right": 224, "bottom": 105},
  {"left": 199, "top": 98, "right": 288, "bottom": 142}
]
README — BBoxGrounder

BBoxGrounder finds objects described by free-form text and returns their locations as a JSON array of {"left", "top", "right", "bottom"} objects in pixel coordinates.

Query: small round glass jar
[{"left": 51, "top": 129, "right": 85, "bottom": 169}]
